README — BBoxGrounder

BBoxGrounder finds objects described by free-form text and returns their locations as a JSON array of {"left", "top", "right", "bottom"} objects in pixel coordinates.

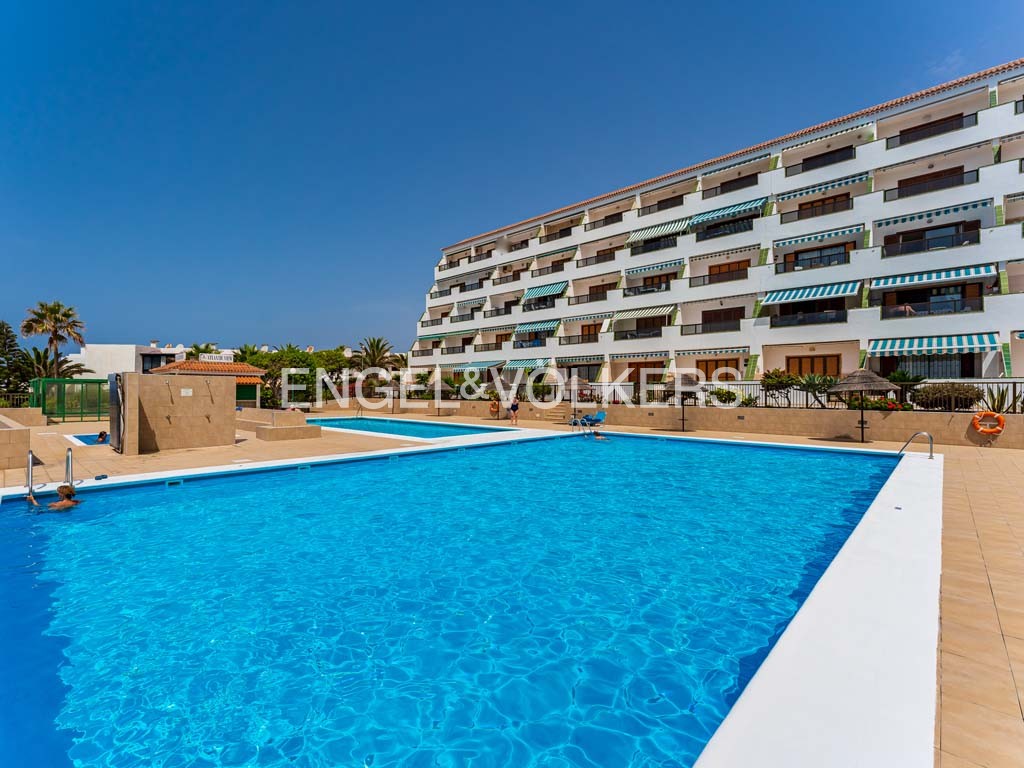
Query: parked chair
[{"left": 580, "top": 410, "right": 606, "bottom": 427}]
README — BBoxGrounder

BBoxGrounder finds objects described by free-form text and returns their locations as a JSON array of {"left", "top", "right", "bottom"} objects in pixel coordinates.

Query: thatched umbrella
[
  {"left": 664, "top": 371, "right": 699, "bottom": 432},
  {"left": 828, "top": 368, "right": 898, "bottom": 443}
]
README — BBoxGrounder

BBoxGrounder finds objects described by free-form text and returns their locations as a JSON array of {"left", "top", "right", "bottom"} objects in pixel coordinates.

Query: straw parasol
[
  {"left": 828, "top": 368, "right": 899, "bottom": 443},
  {"left": 664, "top": 371, "right": 699, "bottom": 432}
]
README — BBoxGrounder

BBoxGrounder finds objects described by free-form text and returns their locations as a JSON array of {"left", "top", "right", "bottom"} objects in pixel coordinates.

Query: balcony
[
  {"left": 885, "top": 113, "right": 978, "bottom": 149},
  {"left": 638, "top": 194, "right": 686, "bottom": 217},
  {"left": 1017, "top": 99, "right": 1024, "bottom": 115},
  {"left": 429, "top": 288, "right": 453, "bottom": 299},
  {"left": 679, "top": 319, "right": 742, "bottom": 335},
  {"left": 411, "top": 349, "right": 434, "bottom": 357},
  {"left": 469, "top": 251, "right": 493, "bottom": 263},
  {"left": 460, "top": 281, "right": 484, "bottom": 292},
  {"left": 880, "top": 296, "right": 983, "bottom": 319},
  {"left": 539, "top": 227, "right": 573, "bottom": 244},
  {"left": 622, "top": 282, "right": 671, "bottom": 297},
  {"left": 688, "top": 269, "right": 748, "bottom": 287},
  {"left": 420, "top": 318, "right": 443, "bottom": 327},
  {"left": 775, "top": 250, "right": 850, "bottom": 274},
  {"left": 695, "top": 217, "right": 755, "bottom": 242},
  {"left": 779, "top": 196, "right": 853, "bottom": 223},
  {"left": 584, "top": 212, "right": 624, "bottom": 231},
  {"left": 881, "top": 228, "right": 980, "bottom": 258},
  {"left": 483, "top": 306, "right": 515, "bottom": 318},
  {"left": 474, "top": 342, "right": 503, "bottom": 352},
  {"left": 702, "top": 173, "right": 759, "bottom": 200},
  {"left": 614, "top": 328, "right": 663, "bottom": 340},
  {"left": 630, "top": 236, "right": 677, "bottom": 256},
  {"left": 568, "top": 292, "right": 608, "bottom": 305},
  {"left": 522, "top": 298, "right": 557, "bottom": 312},
  {"left": 532, "top": 261, "right": 567, "bottom": 278},
  {"left": 770, "top": 309, "right": 848, "bottom": 328},
  {"left": 559, "top": 334, "right": 599, "bottom": 345},
  {"left": 493, "top": 272, "right": 525, "bottom": 286},
  {"left": 785, "top": 145, "right": 856, "bottom": 176},
  {"left": 441, "top": 346, "right": 467, "bottom": 355},
  {"left": 513, "top": 338, "right": 549, "bottom": 349},
  {"left": 578, "top": 252, "right": 616, "bottom": 268},
  {"left": 882, "top": 169, "right": 978, "bottom": 201},
  {"left": 449, "top": 313, "right": 475, "bottom": 323},
  {"left": 438, "top": 260, "right": 464, "bottom": 272},
  {"left": 509, "top": 240, "right": 530, "bottom": 252}
]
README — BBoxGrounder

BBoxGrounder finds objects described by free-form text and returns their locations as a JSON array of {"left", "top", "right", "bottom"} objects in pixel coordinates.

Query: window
[
  {"left": 637, "top": 315, "right": 669, "bottom": 331},
  {"left": 719, "top": 173, "right": 759, "bottom": 194},
  {"left": 642, "top": 273, "right": 671, "bottom": 287},
  {"left": 880, "top": 353, "right": 973, "bottom": 379},
  {"left": 562, "top": 363, "right": 601, "bottom": 382},
  {"left": 580, "top": 323, "right": 602, "bottom": 336},
  {"left": 701, "top": 307, "right": 745, "bottom": 324},
  {"left": 800, "top": 145, "right": 855, "bottom": 172},
  {"left": 590, "top": 282, "right": 617, "bottom": 295},
  {"left": 697, "top": 358, "right": 740, "bottom": 381},
  {"left": 708, "top": 259, "right": 750, "bottom": 275},
  {"left": 495, "top": 333, "right": 512, "bottom": 344},
  {"left": 785, "top": 354, "right": 841, "bottom": 377},
  {"left": 797, "top": 192, "right": 850, "bottom": 215},
  {"left": 626, "top": 364, "right": 666, "bottom": 383}
]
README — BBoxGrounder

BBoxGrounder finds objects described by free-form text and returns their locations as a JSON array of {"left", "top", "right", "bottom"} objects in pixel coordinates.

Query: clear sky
[{"left": 2, "top": 1, "right": 1022, "bottom": 352}]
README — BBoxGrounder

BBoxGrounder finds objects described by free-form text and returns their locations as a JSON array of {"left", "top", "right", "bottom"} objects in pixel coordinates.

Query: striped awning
[
  {"left": 536, "top": 246, "right": 578, "bottom": 260},
  {"left": 870, "top": 265, "right": 997, "bottom": 290},
  {"left": 689, "top": 197, "right": 767, "bottom": 227},
  {"left": 522, "top": 281, "right": 568, "bottom": 301},
  {"left": 675, "top": 346, "right": 750, "bottom": 357},
  {"left": 556, "top": 355, "right": 604, "bottom": 364},
  {"left": 777, "top": 173, "right": 870, "bottom": 201},
  {"left": 456, "top": 297, "right": 486, "bottom": 308},
  {"left": 783, "top": 122, "right": 872, "bottom": 152},
  {"left": 416, "top": 329, "right": 474, "bottom": 341},
  {"left": 688, "top": 243, "right": 759, "bottom": 263},
  {"left": 762, "top": 281, "right": 861, "bottom": 305},
  {"left": 613, "top": 304, "right": 675, "bottom": 321},
  {"left": 480, "top": 323, "right": 515, "bottom": 333},
  {"left": 514, "top": 320, "right": 559, "bottom": 334},
  {"left": 874, "top": 199, "right": 991, "bottom": 229},
  {"left": 452, "top": 361, "right": 503, "bottom": 372},
  {"left": 565, "top": 312, "right": 612, "bottom": 323},
  {"left": 1018, "top": 332, "right": 1024, "bottom": 340},
  {"left": 502, "top": 358, "right": 550, "bottom": 370},
  {"left": 610, "top": 351, "right": 669, "bottom": 360},
  {"left": 868, "top": 333, "right": 1000, "bottom": 357},
  {"left": 774, "top": 224, "right": 864, "bottom": 249},
  {"left": 625, "top": 217, "right": 691, "bottom": 245},
  {"left": 625, "top": 258, "right": 685, "bottom": 276}
]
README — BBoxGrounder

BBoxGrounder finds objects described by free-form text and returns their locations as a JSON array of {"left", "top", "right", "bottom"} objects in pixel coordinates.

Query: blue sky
[{"left": 2, "top": 1, "right": 1022, "bottom": 352}]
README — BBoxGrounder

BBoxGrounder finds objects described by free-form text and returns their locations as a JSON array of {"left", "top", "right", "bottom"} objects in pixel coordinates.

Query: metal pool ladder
[
  {"left": 65, "top": 447, "right": 76, "bottom": 485},
  {"left": 898, "top": 431, "right": 934, "bottom": 459},
  {"left": 25, "top": 449, "right": 36, "bottom": 489}
]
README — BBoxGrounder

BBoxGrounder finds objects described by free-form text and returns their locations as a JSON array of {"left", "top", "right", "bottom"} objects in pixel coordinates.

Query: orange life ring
[
  {"left": 972, "top": 411, "right": 1005, "bottom": 436},
  {"left": 488, "top": 401, "right": 499, "bottom": 415}
]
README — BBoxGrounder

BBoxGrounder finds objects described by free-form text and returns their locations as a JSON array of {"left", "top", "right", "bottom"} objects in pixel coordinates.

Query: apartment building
[{"left": 410, "top": 59, "right": 1024, "bottom": 389}]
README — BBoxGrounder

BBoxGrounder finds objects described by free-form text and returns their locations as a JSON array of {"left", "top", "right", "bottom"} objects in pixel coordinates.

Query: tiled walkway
[{"left": 3, "top": 413, "right": 1023, "bottom": 766}]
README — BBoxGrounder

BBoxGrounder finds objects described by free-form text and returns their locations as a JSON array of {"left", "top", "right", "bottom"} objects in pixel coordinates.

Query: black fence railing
[
  {"left": 770, "top": 309, "right": 848, "bottom": 327},
  {"left": 885, "top": 112, "right": 977, "bottom": 149},
  {"left": 689, "top": 269, "right": 748, "bottom": 287},
  {"left": 882, "top": 169, "right": 978, "bottom": 201},
  {"left": 469, "top": 252, "right": 493, "bottom": 263},
  {"left": 437, "top": 260, "right": 464, "bottom": 271},
  {"left": 622, "top": 282, "right": 671, "bottom": 297},
  {"left": 441, "top": 346, "right": 466, "bottom": 355},
  {"left": 449, "top": 313, "right": 475, "bottom": 323},
  {"left": 695, "top": 217, "right": 755, "bottom": 242},
  {"left": 630, "top": 236, "right": 677, "bottom": 256},
  {"left": 411, "top": 349, "right": 434, "bottom": 357},
  {"left": 460, "top": 281, "right": 484, "bottom": 292},
  {"left": 568, "top": 292, "right": 608, "bottom": 305},
  {"left": 493, "top": 272, "right": 525, "bottom": 286},
  {"left": 785, "top": 145, "right": 856, "bottom": 176},
  {"left": 584, "top": 212, "right": 623, "bottom": 231},
  {"left": 513, "top": 338, "right": 549, "bottom": 349},
  {"left": 559, "top": 334, "right": 599, "bottom": 345},
  {"left": 522, "top": 299, "right": 557, "bottom": 312},
  {"left": 539, "top": 227, "right": 573, "bottom": 244},
  {"left": 532, "top": 262, "right": 567, "bottom": 277},
  {"left": 880, "top": 296, "right": 983, "bottom": 319},
  {"left": 474, "top": 342, "right": 503, "bottom": 352},
  {"left": 775, "top": 250, "right": 850, "bottom": 273},
  {"left": 429, "top": 288, "right": 452, "bottom": 298},
  {"left": 420, "top": 318, "right": 443, "bottom": 327},
  {"left": 679, "top": 319, "right": 742, "bottom": 335},
  {"left": 881, "top": 228, "right": 980, "bottom": 258},
  {"left": 702, "top": 174, "right": 759, "bottom": 199},
  {"left": 483, "top": 307, "right": 514, "bottom": 318},
  {"left": 613, "top": 328, "right": 663, "bottom": 340},
  {"left": 638, "top": 194, "right": 686, "bottom": 217},
  {"left": 509, "top": 240, "right": 530, "bottom": 251},
  {"left": 578, "top": 252, "right": 616, "bottom": 268},
  {"left": 779, "top": 196, "right": 853, "bottom": 223}
]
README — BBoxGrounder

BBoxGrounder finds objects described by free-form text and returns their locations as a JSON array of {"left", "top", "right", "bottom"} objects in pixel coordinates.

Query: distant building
[
  {"left": 67, "top": 343, "right": 184, "bottom": 378},
  {"left": 147, "top": 358, "right": 266, "bottom": 407}
]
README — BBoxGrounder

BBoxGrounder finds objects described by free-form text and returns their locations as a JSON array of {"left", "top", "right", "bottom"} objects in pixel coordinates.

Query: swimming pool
[
  {"left": 1, "top": 435, "right": 898, "bottom": 766},
  {"left": 67, "top": 433, "right": 109, "bottom": 446},
  {"left": 307, "top": 416, "right": 513, "bottom": 439}
]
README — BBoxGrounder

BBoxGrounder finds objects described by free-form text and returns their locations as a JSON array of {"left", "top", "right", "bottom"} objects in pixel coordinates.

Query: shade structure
[
  {"left": 782, "top": 121, "right": 871, "bottom": 151},
  {"left": 774, "top": 224, "right": 864, "bottom": 249},
  {"left": 776, "top": 173, "right": 870, "bottom": 201},
  {"left": 514, "top": 320, "right": 559, "bottom": 334},
  {"left": 874, "top": 199, "right": 990, "bottom": 229},
  {"left": 452, "top": 361, "right": 503, "bottom": 372},
  {"left": 762, "top": 281, "right": 861, "bottom": 305},
  {"left": 456, "top": 297, "right": 486, "bottom": 308},
  {"left": 556, "top": 355, "right": 603, "bottom": 364},
  {"left": 675, "top": 346, "right": 749, "bottom": 357},
  {"left": 417, "top": 329, "right": 474, "bottom": 341},
  {"left": 688, "top": 197, "right": 767, "bottom": 227},
  {"left": 625, "top": 217, "right": 691, "bottom": 245},
  {"left": 625, "top": 258, "right": 685, "bottom": 276},
  {"left": 612, "top": 304, "right": 675, "bottom": 321},
  {"left": 828, "top": 368, "right": 899, "bottom": 394},
  {"left": 868, "top": 333, "right": 1000, "bottom": 356},
  {"left": 521, "top": 281, "right": 568, "bottom": 301},
  {"left": 869, "top": 265, "right": 996, "bottom": 290},
  {"left": 564, "top": 312, "right": 612, "bottom": 323},
  {"left": 502, "top": 358, "right": 550, "bottom": 370}
]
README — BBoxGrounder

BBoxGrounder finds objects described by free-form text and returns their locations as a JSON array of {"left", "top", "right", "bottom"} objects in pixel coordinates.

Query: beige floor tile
[
  {"left": 940, "top": 652, "right": 1020, "bottom": 717},
  {"left": 940, "top": 621, "right": 1010, "bottom": 670},
  {"left": 941, "top": 695, "right": 1024, "bottom": 768}
]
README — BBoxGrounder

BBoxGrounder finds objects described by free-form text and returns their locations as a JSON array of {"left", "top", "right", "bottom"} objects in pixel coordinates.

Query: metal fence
[{"left": 0, "top": 391, "right": 31, "bottom": 408}]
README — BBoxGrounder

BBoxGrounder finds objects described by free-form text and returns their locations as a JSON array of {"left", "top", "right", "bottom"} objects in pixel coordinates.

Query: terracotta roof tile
[{"left": 148, "top": 360, "right": 266, "bottom": 377}]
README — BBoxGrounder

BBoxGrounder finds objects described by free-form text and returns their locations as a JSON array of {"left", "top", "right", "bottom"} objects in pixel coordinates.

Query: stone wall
[
  {"left": 0, "top": 407, "right": 47, "bottom": 427},
  {"left": 0, "top": 414, "right": 31, "bottom": 470},
  {"left": 119, "top": 373, "right": 236, "bottom": 455}
]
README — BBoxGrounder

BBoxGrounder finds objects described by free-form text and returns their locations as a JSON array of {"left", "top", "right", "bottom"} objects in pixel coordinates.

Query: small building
[
  {"left": 67, "top": 343, "right": 183, "bottom": 378},
  {"left": 146, "top": 359, "right": 267, "bottom": 407}
]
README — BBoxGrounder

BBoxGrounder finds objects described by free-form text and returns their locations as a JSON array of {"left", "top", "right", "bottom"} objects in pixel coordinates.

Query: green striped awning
[
  {"left": 536, "top": 246, "right": 578, "bottom": 260},
  {"left": 613, "top": 305, "right": 676, "bottom": 321},
  {"left": 522, "top": 281, "right": 568, "bottom": 301},
  {"left": 783, "top": 122, "right": 871, "bottom": 151},
  {"left": 1018, "top": 332, "right": 1024, "bottom": 341},
  {"left": 557, "top": 355, "right": 604, "bottom": 364},
  {"left": 610, "top": 351, "right": 669, "bottom": 360},
  {"left": 868, "top": 333, "right": 1000, "bottom": 356},
  {"left": 480, "top": 323, "right": 515, "bottom": 333},
  {"left": 774, "top": 224, "right": 864, "bottom": 249},
  {"left": 675, "top": 346, "right": 750, "bottom": 357},
  {"left": 502, "top": 358, "right": 550, "bottom": 370},
  {"left": 625, "top": 217, "right": 691, "bottom": 245},
  {"left": 452, "top": 361, "right": 503, "bottom": 372},
  {"left": 776, "top": 173, "right": 870, "bottom": 201},
  {"left": 874, "top": 199, "right": 991, "bottom": 229},
  {"left": 514, "top": 320, "right": 559, "bottom": 334},
  {"left": 869, "top": 265, "right": 997, "bottom": 290},
  {"left": 565, "top": 312, "right": 612, "bottom": 323},
  {"left": 456, "top": 297, "right": 486, "bottom": 308},
  {"left": 416, "top": 329, "right": 474, "bottom": 341},
  {"left": 625, "top": 258, "right": 685, "bottom": 276},
  {"left": 762, "top": 281, "right": 861, "bottom": 305},
  {"left": 689, "top": 197, "right": 767, "bottom": 226}
]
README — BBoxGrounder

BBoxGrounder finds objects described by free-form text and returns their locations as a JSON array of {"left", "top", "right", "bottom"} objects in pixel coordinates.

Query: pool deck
[{"left": 2, "top": 414, "right": 1023, "bottom": 766}]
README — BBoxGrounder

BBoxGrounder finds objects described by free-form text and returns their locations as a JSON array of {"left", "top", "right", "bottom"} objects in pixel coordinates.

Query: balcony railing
[
  {"left": 630, "top": 236, "right": 677, "bottom": 256},
  {"left": 622, "top": 282, "right": 671, "bottom": 297},
  {"left": 522, "top": 298, "right": 557, "bottom": 312},
  {"left": 474, "top": 342, "right": 503, "bottom": 352},
  {"left": 438, "top": 260, "right": 463, "bottom": 272},
  {"left": 638, "top": 194, "right": 686, "bottom": 217},
  {"left": 613, "top": 328, "right": 663, "bottom": 340},
  {"left": 779, "top": 196, "right": 853, "bottom": 223},
  {"left": 1016, "top": 99, "right": 1024, "bottom": 115},
  {"left": 539, "top": 227, "right": 573, "bottom": 244},
  {"left": 785, "top": 145, "right": 856, "bottom": 176},
  {"left": 411, "top": 349, "right": 434, "bottom": 357},
  {"left": 770, "top": 309, "right": 848, "bottom": 327},
  {"left": 441, "top": 346, "right": 467, "bottom": 355},
  {"left": 885, "top": 113, "right": 978, "bottom": 149},
  {"left": 695, "top": 217, "right": 755, "bottom": 242},
  {"left": 483, "top": 306, "right": 514, "bottom": 318},
  {"left": 509, "top": 240, "right": 530, "bottom": 252},
  {"left": 449, "top": 313, "right": 475, "bottom": 323},
  {"left": 493, "top": 272, "right": 524, "bottom": 285},
  {"left": 775, "top": 250, "right": 850, "bottom": 273},
  {"left": 429, "top": 288, "right": 452, "bottom": 299},
  {"left": 880, "top": 296, "right": 983, "bottom": 319},
  {"left": 469, "top": 251, "right": 493, "bottom": 263},
  {"left": 513, "top": 338, "right": 549, "bottom": 349},
  {"left": 568, "top": 292, "right": 608, "bottom": 305},
  {"left": 702, "top": 174, "right": 759, "bottom": 199},
  {"left": 679, "top": 319, "right": 742, "bottom": 335},
  {"left": 460, "top": 281, "right": 484, "bottom": 292},
  {"left": 688, "top": 269, "right": 749, "bottom": 287},
  {"left": 881, "top": 228, "right": 980, "bottom": 258},
  {"left": 584, "top": 211, "right": 624, "bottom": 231},
  {"left": 532, "top": 262, "right": 567, "bottom": 277},
  {"left": 882, "top": 169, "right": 978, "bottom": 201},
  {"left": 420, "top": 318, "right": 443, "bottom": 327},
  {"left": 559, "top": 334, "right": 599, "bottom": 345},
  {"left": 578, "top": 252, "right": 616, "bottom": 268}
]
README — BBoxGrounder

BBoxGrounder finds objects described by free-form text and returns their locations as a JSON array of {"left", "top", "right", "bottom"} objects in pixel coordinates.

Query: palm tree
[
  {"left": 20, "top": 301, "right": 86, "bottom": 359},
  {"left": 27, "top": 347, "right": 92, "bottom": 378},
  {"left": 186, "top": 343, "right": 217, "bottom": 359},
  {"left": 351, "top": 337, "right": 398, "bottom": 371},
  {"left": 235, "top": 344, "right": 260, "bottom": 363},
  {"left": 273, "top": 343, "right": 302, "bottom": 354}
]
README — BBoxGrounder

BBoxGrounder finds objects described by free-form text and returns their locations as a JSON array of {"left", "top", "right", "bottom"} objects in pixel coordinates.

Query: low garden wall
[
  {"left": 0, "top": 414, "right": 31, "bottom": 470},
  {"left": 0, "top": 407, "right": 47, "bottom": 427}
]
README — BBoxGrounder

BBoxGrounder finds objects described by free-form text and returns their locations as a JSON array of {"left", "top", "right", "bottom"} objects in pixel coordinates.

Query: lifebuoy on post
[
  {"left": 972, "top": 410, "right": 1005, "bottom": 436},
  {"left": 489, "top": 401, "right": 500, "bottom": 419}
]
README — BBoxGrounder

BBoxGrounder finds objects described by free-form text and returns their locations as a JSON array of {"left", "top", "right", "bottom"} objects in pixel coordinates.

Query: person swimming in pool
[
  {"left": 97, "top": 430, "right": 108, "bottom": 444},
  {"left": 508, "top": 396, "right": 520, "bottom": 425},
  {"left": 592, "top": 430, "right": 609, "bottom": 441},
  {"left": 27, "top": 484, "right": 81, "bottom": 512}
]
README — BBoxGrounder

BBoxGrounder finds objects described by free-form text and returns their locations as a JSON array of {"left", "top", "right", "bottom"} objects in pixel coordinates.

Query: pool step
[{"left": 539, "top": 403, "right": 573, "bottom": 422}]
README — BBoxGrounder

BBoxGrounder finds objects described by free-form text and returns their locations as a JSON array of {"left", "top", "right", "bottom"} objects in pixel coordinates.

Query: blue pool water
[
  {"left": 0, "top": 435, "right": 898, "bottom": 767},
  {"left": 72, "top": 433, "right": 109, "bottom": 446},
  {"left": 308, "top": 416, "right": 512, "bottom": 439}
]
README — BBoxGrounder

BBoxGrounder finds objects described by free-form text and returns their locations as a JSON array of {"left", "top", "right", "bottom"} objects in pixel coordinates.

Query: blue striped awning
[
  {"left": 870, "top": 265, "right": 997, "bottom": 290},
  {"left": 689, "top": 197, "right": 768, "bottom": 226},
  {"left": 625, "top": 217, "right": 691, "bottom": 245},
  {"left": 556, "top": 355, "right": 603, "bottom": 364},
  {"left": 565, "top": 312, "right": 612, "bottom": 323},
  {"left": 762, "top": 281, "right": 861, "bottom": 305},
  {"left": 456, "top": 297, "right": 486, "bottom": 308},
  {"left": 874, "top": 199, "right": 991, "bottom": 229},
  {"left": 868, "top": 333, "right": 1000, "bottom": 356},
  {"left": 774, "top": 224, "right": 864, "bottom": 249},
  {"left": 625, "top": 258, "right": 685, "bottom": 276},
  {"left": 502, "top": 358, "right": 550, "bottom": 370},
  {"left": 452, "top": 361, "right": 503, "bottom": 372},
  {"left": 522, "top": 281, "right": 568, "bottom": 301},
  {"left": 610, "top": 351, "right": 669, "bottom": 360},
  {"left": 777, "top": 173, "right": 870, "bottom": 201},
  {"left": 514, "top": 320, "right": 559, "bottom": 334},
  {"left": 675, "top": 346, "right": 750, "bottom": 357}
]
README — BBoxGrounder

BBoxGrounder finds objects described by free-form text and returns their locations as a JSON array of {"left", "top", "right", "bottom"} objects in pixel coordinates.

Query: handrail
[
  {"left": 65, "top": 447, "right": 75, "bottom": 485},
  {"left": 898, "top": 431, "right": 934, "bottom": 459},
  {"left": 25, "top": 450, "right": 34, "bottom": 488}
]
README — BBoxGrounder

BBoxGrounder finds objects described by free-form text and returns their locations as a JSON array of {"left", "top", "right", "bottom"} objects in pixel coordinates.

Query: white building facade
[{"left": 410, "top": 60, "right": 1024, "bottom": 389}]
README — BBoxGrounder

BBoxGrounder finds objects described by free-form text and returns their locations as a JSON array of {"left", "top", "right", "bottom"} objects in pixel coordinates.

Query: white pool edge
[{"left": 694, "top": 451, "right": 943, "bottom": 768}]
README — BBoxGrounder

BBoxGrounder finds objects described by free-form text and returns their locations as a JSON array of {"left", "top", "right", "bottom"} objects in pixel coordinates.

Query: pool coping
[{"left": 306, "top": 415, "right": 517, "bottom": 443}]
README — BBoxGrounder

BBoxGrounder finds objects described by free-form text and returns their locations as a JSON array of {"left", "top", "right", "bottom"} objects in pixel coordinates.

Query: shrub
[
  {"left": 799, "top": 373, "right": 837, "bottom": 407},
  {"left": 886, "top": 369, "right": 925, "bottom": 384},
  {"left": 739, "top": 394, "right": 758, "bottom": 408},
  {"left": 760, "top": 368, "right": 800, "bottom": 391},
  {"left": 708, "top": 387, "right": 737, "bottom": 405},
  {"left": 909, "top": 382, "right": 983, "bottom": 411},
  {"left": 981, "top": 385, "right": 1021, "bottom": 414},
  {"left": 846, "top": 394, "right": 913, "bottom": 411}
]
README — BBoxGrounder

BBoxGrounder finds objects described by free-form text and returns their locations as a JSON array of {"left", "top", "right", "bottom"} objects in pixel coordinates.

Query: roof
[
  {"left": 147, "top": 359, "right": 266, "bottom": 380},
  {"left": 443, "top": 58, "right": 1024, "bottom": 251}
]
